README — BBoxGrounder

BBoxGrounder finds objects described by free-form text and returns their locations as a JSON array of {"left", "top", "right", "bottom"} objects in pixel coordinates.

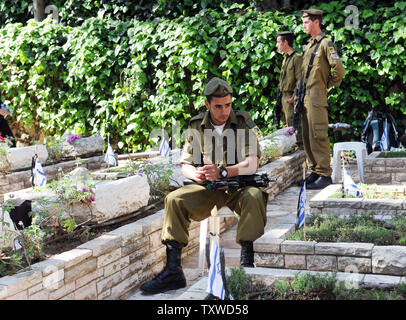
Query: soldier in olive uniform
[
  {"left": 140, "top": 77, "right": 268, "bottom": 294},
  {"left": 276, "top": 31, "right": 303, "bottom": 149},
  {"left": 299, "top": 9, "right": 345, "bottom": 189}
]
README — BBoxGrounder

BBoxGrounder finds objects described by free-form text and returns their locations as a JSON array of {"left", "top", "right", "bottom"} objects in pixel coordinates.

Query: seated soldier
[{"left": 140, "top": 77, "right": 268, "bottom": 294}]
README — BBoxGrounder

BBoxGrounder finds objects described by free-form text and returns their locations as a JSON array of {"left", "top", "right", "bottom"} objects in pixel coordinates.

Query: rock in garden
[
  {"left": 93, "top": 174, "right": 150, "bottom": 223},
  {"left": 7, "top": 144, "right": 48, "bottom": 171},
  {"left": 48, "top": 134, "right": 105, "bottom": 160}
]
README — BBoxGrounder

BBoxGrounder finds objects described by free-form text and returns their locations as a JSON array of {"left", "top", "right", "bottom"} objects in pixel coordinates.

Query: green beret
[
  {"left": 203, "top": 77, "right": 233, "bottom": 97},
  {"left": 277, "top": 31, "right": 294, "bottom": 37},
  {"left": 301, "top": 9, "right": 323, "bottom": 17}
]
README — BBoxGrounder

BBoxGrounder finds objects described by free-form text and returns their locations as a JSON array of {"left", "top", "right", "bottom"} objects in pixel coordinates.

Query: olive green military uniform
[
  {"left": 161, "top": 109, "right": 268, "bottom": 246},
  {"left": 301, "top": 32, "right": 345, "bottom": 177},
  {"left": 279, "top": 48, "right": 303, "bottom": 147}
]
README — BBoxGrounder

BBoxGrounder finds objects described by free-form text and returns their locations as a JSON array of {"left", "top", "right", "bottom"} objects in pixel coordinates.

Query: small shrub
[{"left": 226, "top": 266, "right": 252, "bottom": 300}]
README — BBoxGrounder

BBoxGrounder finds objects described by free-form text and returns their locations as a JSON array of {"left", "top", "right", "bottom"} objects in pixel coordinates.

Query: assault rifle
[
  {"left": 292, "top": 75, "right": 305, "bottom": 135},
  {"left": 184, "top": 173, "right": 276, "bottom": 191},
  {"left": 273, "top": 85, "right": 283, "bottom": 129},
  {"left": 292, "top": 35, "right": 326, "bottom": 135}
]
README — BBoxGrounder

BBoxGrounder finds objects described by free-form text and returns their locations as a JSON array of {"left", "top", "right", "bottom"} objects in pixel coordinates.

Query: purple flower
[
  {"left": 127, "top": 173, "right": 133, "bottom": 177},
  {"left": 67, "top": 134, "right": 82, "bottom": 143},
  {"left": 137, "top": 168, "right": 143, "bottom": 176},
  {"left": 283, "top": 128, "right": 295, "bottom": 136}
]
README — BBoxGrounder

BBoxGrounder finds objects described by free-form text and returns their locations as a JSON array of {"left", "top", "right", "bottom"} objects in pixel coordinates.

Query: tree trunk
[{"left": 33, "top": 0, "right": 45, "bottom": 22}]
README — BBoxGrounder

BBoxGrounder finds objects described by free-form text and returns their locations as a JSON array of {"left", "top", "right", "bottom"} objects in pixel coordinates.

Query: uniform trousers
[
  {"left": 161, "top": 184, "right": 268, "bottom": 246},
  {"left": 301, "top": 101, "right": 332, "bottom": 177},
  {"left": 282, "top": 93, "right": 303, "bottom": 148}
]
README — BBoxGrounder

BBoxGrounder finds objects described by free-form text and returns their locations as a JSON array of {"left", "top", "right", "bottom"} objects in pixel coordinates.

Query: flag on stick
[
  {"left": 341, "top": 154, "right": 361, "bottom": 198},
  {"left": 207, "top": 235, "right": 226, "bottom": 299},
  {"left": 206, "top": 206, "right": 233, "bottom": 300},
  {"left": 380, "top": 118, "right": 389, "bottom": 151},
  {"left": 159, "top": 137, "right": 171, "bottom": 157},
  {"left": 342, "top": 168, "right": 361, "bottom": 197},
  {"left": 296, "top": 162, "right": 307, "bottom": 230},
  {"left": 32, "top": 156, "right": 47, "bottom": 187},
  {"left": 105, "top": 134, "right": 116, "bottom": 167}
]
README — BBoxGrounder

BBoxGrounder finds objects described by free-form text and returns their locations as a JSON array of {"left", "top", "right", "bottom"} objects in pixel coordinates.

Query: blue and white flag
[
  {"left": 342, "top": 168, "right": 361, "bottom": 197},
  {"left": 159, "top": 138, "right": 171, "bottom": 157},
  {"left": 296, "top": 182, "right": 306, "bottom": 228},
  {"left": 33, "top": 159, "right": 47, "bottom": 187},
  {"left": 380, "top": 124, "right": 389, "bottom": 151},
  {"left": 207, "top": 236, "right": 226, "bottom": 300},
  {"left": 105, "top": 141, "right": 117, "bottom": 166}
]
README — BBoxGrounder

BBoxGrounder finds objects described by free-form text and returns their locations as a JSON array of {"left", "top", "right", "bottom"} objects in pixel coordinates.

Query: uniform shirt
[
  {"left": 180, "top": 109, "right": 261, "bottom": 167},
  {"left": 301, "top": 32, "right": 345, "bottom": 106},
  {"left": 279, "top": 49, "right": 303, "bottom": 95}
]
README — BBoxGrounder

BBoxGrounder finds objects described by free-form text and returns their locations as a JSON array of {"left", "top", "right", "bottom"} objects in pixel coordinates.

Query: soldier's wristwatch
[{"left": 219, "top": 166, "right": 228, "bottom": 178}]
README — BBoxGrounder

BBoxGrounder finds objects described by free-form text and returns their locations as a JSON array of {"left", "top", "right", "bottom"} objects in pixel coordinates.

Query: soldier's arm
[
  {"left": 291, "top": 54, "right": 303, "bottom": 100},
  {"left": 226, "top": 155, "right": 259, "bottom": 176},
  {"left": 325, "top": 41, "right": 345, "bottom": 89}
]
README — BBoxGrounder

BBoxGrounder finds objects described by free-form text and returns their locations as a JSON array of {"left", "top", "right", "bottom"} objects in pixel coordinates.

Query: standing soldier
[
  {"left": 275, "top": 31, "right": 303, "bottom": 149},
  {"left": 299, "top": 9, "right": 345, "bottom": 189}
]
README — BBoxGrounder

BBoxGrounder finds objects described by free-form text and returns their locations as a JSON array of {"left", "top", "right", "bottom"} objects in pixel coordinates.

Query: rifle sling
[
  {"left": 303, "top": 36, "right": 326, "bottom": 90},
  {"left": 281, "top": 51, "right": 296, "bottom": 85}
]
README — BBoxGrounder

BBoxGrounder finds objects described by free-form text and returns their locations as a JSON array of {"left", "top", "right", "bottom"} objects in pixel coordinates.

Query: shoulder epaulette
[
  {"left": 189, "top": 112, "right": 205, "bottom": 123},
  {"left": 235, "top": 110, "right": 257, "bottom": 129},
  {"left": 234, "top": 110, "right": 251, "bottom": 121}
]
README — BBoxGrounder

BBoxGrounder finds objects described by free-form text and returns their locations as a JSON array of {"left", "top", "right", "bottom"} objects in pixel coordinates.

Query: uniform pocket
[{"left": 313, "top": 123, "right": 328, "bottom": 140}]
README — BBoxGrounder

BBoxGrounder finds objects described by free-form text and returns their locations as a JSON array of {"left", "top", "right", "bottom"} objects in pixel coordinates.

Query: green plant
[
  {"left": 1, "top": 2, "right": 406, "bottom": 153},
  {"left": 128, "top": 159, "right": 175, "bottom": 202},
  {"left": 286, "top": 214, "right": 406, "bottom": 246},
  {"left": 259, "top": 142, "right": 279, "bottom": 166},
  {"left": 226, "top": 266, "right": 253, "bottom": 300},
  {"left": 15, "top": 216, "right": 46, "bottom": 267}
]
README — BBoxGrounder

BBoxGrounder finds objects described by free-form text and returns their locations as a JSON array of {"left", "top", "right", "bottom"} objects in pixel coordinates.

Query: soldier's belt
[
  {"left": 282, "top": 91, "right": 294, "bottom": 97},
  {"left": 305, "top": 89, "right": 327, "bottom": 96}
]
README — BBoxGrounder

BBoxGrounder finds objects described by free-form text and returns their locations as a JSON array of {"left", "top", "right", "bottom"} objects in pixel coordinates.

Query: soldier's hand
[
  {"left": 201, "top": 164, "right": 219, "bottom": 181},
  {"left": 193, "top": 167, "right": 207, "bottom": 184},
  {"left": 286, "top": 97, "right": 294, "bottom": 104}
]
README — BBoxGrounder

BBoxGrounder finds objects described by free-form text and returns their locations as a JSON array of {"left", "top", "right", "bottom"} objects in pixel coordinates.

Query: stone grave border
[
  {"left": 0, "top": 155, "right": 105, "bottom": 203},
  {"left": 0, "top": 151, "right": 305, "bottom": 300},
  {"left": 364, "top": 151, "right": 406, "bottom": 184},
  {"left": 254, "top": 185, "right": 406, "bottom": 279}
]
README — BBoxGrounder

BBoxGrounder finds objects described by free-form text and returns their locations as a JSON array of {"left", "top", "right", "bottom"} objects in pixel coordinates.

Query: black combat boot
[
  {"left": 240, "top": 241, "right": 254, "bottom": 268},
  {"left": 140, "top": 241, "right": 186, "bottom": 294},
  {"left": 297, "top": 172, "right": 319, "bottom": 186},
  {"left": 307, "top": 175, "right": 332, "bottom": 190}
]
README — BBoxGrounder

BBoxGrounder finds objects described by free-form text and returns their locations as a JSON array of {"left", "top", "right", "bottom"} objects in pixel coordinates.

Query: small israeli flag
[
  {"left": 296, "top": 182, "right": 306, "bottom": 228},
  {"left": 33, "top": 159, "right": 47, "bottom": 187},
  {"left": 343, "top": 168, "right": 361, "bottom": 197},
  {"left": 104, "top": 143, "right": 117, "bottom": 166},
  {"left": 380, "top": 125, "right": 389, "bottom": 151},
  {"left": 207, "top": 236, "right": 226, "bottom": 300},
  {"left": 159, "top": 138, "right": 171, "bottom": 157}
]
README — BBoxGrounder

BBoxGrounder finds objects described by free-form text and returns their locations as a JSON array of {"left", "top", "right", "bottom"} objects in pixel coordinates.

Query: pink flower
[
  {"left": 283, "top": 128, "right": 295, "bottom": 136},
  {"left": 67, "top": 134, "right": 82, "bottom": 143}
]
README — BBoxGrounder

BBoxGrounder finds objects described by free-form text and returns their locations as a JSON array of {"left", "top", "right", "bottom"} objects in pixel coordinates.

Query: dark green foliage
[
  {"left": 0, "top": 1, "right": 405, "bottom": 151},
  {"left": 226, "top": 266, "right": 253, "bottom": 300}
]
